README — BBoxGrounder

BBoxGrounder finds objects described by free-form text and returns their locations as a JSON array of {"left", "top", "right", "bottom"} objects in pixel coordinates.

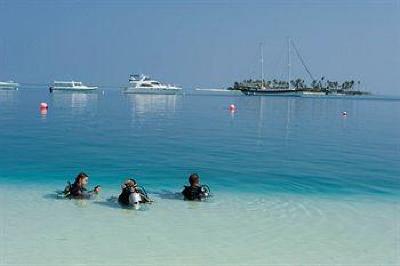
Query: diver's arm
[
  {"left": 79, "top": 191, "right": 93, "bottom": 199},
  {"left": 80, "top": 186, "right": 101, "bottom": 199},
  {"left": 140, "top": 193, "right": 153, "bottom": 203}
]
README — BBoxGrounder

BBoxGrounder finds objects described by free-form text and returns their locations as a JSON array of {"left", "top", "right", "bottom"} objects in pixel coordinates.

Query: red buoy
[
  {"left": 229, "top": 104, "right": 237, "bottom": 112},
  {"left": 40, "top": 102, "right": 48, "bottom": 109}
]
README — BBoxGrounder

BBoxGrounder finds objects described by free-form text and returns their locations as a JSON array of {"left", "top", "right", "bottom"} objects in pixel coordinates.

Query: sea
[{"left": 0, "top": 88, "right": 399, "bottom": 265}]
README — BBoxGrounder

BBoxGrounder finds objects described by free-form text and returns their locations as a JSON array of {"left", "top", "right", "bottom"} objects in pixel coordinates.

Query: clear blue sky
[{"left": 0, "top": 0, "right": 399, "bottom": 94}]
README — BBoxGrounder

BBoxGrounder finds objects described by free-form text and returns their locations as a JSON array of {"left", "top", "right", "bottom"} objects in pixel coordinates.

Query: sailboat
[{"left": 240, "top": 39, "right": 299, "bottom": 96}]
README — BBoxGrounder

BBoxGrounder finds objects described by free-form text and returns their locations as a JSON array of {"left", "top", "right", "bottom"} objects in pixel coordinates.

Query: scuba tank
[
  {"left": 132, "top": 191, "right": 142, "bottom": 210},
  {"left": 200, "top": 185, "right": 211, "bottom": 198},
  {"left": 55, "top": 181, "right": 72, "bottom": 198},
  {"left": 134, "top": 185, "right": 152, "bottom": 204},
  {"left": 132, "top": 191, "right": 142, "bottom": 204},
  {"left": 64, "top": 181, "right": 72, "bottom": 196}
]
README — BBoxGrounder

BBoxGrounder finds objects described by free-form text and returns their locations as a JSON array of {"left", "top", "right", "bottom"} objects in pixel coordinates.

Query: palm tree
[
  {"left": 350, "top": 80, "right": 355, "bottom": 90},
  {"left": 311, "top": 80, "right": 318, "bottom": 90},
  {"left": 291, "top": 78, "right": 305, "bottom": 90}
]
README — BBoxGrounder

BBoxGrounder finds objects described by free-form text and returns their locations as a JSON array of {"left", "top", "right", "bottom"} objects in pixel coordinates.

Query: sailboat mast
[
  {"left": 288, "top": 38, "right": 291, "bottom": 90},
  {"left": 260, "top": 42, "right": 264, "bottom": 89}
]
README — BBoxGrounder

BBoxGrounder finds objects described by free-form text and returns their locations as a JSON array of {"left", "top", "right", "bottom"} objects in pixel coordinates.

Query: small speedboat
[
  {"left": 49, "top": 81, "right": 97, "bottom": 92},
  {"left": 0, "top": 81, "right": 19, "bottom": 90}
]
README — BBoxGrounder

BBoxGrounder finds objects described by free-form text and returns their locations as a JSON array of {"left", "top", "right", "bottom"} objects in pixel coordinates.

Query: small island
[
  {"left": 228, "top": 77, "right": 370, "bottom": 96},
  {"left": 229, "top": 40, "right": 372, "bottom": 96}
]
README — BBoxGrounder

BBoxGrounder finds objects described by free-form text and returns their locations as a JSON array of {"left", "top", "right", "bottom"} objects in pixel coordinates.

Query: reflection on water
[
  {"left": 125, "top": 94, "right": 182, "bottom": 124},
  {"left": 236, "top": 96, "right": 358, "bottom": 144},
  {"left": 256, "top": 97, "right": 265, "bottom": 144},
  {"left": 285, "top": 98, "right": 295, "bottom": 142},
  {"left": 238, "top": 96, "right": 296, "bottom": 144},
  {"left": 40, "top": 107, "right": 48, "bottom": 120},
  {"left": 0, "top": 90, "right": 18, "bottom": 105},
  {"left": 50, "top": 91, "right": 98, "bottom": 112},
  {"left": 126, "top": 94, "right": 180, "bottom": 114}
]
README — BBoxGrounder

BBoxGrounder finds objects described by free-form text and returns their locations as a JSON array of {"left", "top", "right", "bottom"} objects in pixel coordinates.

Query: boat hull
[
  {"left": 300, "top": 91, "right": 327, "bottom": 96},
  {"left": 241, "top": 89, "right": 300, "bottom": 96},
  {"left": 0, "top": 83, "right": 19, "bottom": 90},
  {"left": 123, "top": 87, "right": 183, "bottom": 95},
  {"left": 195, "top": 89, "right": 242, "bottom": 96},
  {"left": 49, "top": 87, "right": 97, "bottom": 92},
  {"left": 0, "top": 86, "right": 18, "bottom": 90}
]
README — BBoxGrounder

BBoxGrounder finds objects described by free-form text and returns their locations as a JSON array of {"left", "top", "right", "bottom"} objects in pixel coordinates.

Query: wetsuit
[
  {"left": 182, "top": 185, "right": 207, "bottom": 201},
  {"left": 118, "top": 188, "right": 132, "bottom": 206},
  {"left": 68, "top": 183, "right": 93, "bottom": 199}
]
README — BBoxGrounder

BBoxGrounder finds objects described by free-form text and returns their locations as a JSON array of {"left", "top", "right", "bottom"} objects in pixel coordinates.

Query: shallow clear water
[{"left": 0, "top": 89, "right": 399, "bottom": 265}]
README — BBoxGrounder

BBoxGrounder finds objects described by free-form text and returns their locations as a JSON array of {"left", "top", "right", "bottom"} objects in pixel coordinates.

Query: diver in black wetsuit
[
  {"left": 64, "top": 172, "right": 101, "bottom": 199},
  {"left": 182, "top": 173, "right": 210, "bottom": 201},
  {"left": 118, "top": 178, "right": 152, "bottom": 207}
]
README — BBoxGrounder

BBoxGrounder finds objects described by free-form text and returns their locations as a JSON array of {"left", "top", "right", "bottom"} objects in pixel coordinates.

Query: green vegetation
[{"left": 228, "top": 77, "right": 370, "bottom": 95}]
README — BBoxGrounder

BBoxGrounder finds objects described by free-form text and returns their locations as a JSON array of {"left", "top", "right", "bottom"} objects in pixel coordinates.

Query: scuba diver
[
  {"left": 118, "top": 178, "right": 152, "bottom": 208},
  {"left": 62, "top": 172, "right": 101, "bottom": 199},
  {"left": 182, "top": 173, "right": 210, "bottom": 201}
]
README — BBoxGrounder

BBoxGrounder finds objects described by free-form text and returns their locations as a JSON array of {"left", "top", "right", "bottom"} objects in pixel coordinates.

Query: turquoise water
[
  {"left": 1, "top": 89, "right": 399, "bottom": 195},
  {"left": 0, "top": 89, "right": 399, "bottom": 265}
]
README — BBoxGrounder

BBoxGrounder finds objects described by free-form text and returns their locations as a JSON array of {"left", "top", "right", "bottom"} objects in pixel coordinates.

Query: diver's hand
[{"left": 94, "top": 185, "right": 101, "bottom": 193}]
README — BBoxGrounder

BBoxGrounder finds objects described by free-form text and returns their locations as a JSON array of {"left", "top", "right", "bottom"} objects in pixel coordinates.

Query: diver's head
[
  {"left": 189, "top": 173, "right": 200, "bottom": 187},
  {"left": 122, "top": 178, "right": 137, "bottom": 190},
  {"left": 75, "top": 172, "right": 89, "bottom": 186}
]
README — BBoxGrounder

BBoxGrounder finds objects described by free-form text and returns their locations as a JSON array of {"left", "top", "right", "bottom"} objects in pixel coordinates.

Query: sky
[{"left": 0, "top": 0, "right": 399, "bottom": 95}]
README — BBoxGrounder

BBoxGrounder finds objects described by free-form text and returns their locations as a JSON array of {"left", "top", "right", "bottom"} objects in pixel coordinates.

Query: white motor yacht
[{"left": 123, "top": 74, "right": 182, "bottom": 95}]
